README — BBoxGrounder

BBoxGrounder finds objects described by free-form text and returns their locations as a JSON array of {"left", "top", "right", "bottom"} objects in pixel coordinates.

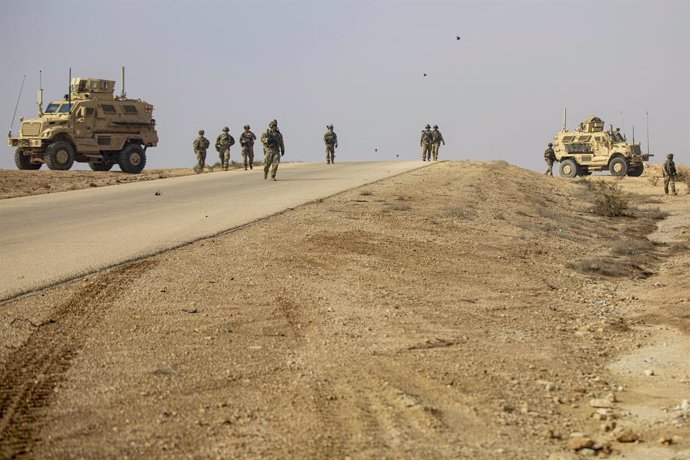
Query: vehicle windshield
[
  {"left": 44, "top": 103, "right": 60, "bottom": 113},
  {"left": 58, "top": 103, "right": 73, "bottom": 114}
]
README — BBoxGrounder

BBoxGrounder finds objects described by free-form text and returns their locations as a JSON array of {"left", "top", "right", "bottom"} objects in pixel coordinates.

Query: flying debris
[
  {"left": 423, "top": 73, "right": 428, "bottom": 77},
  {"left": 456, "top": 35, "right": 461, "bottom": 40},
  {"left": 374, "top": 148, "right": 378, "bottom": 152},
  {"left": 395, "top": 154, "right": 399, "bottom": 158}
]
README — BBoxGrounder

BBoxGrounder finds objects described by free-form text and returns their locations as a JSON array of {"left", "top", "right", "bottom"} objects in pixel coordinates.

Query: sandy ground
[{"left": 0, "top": 161, "right": 689, "bottom": 459}]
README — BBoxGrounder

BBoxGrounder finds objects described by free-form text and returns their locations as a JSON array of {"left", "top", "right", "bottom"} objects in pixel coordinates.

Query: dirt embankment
[{"left": 0, "top": 161, "right": 688, "bottom": 459}]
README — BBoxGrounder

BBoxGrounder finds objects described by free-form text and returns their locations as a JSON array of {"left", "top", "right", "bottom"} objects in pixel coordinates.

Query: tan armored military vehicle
[
  {"left": 8, "top": 74, "right": 157, "bottom": 173},
  {"left": 552, "top": 115, "right": 651, "bottom": 178}
]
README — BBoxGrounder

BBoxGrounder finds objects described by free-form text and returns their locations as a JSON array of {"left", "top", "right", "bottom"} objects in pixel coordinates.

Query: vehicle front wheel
[
  {"left": 627, "top": 164, "right": 644, "bottom": 177},
  {"left": 44, "top": 141, "right": 75, "bottom": 170},
  {"left": 609, "top": 157, "right": 628, "bottom": 177},
  {"left": 559, "top": 159, "right": 578, "bottom": 178},
  {"left": 117, "top": 144, "right": 146, "bottom": 174},
  {"left": 14, "top": 148, "right": 42, "bottom": 170},
  {"left": 88, "top": 162, "right": 114, "bottom": 172}
]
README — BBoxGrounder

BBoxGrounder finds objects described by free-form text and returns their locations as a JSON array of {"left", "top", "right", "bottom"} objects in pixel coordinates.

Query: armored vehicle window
[
  {"left": 562, "top": 135, "right": 575, "bottom": 143},
  {"left": 45, "top": 103, "right": 59, "bottom": 114},
  {"left": 85, "top": 108, "right": 95, "bottom": 116},
  {"left": 123, "top": 105, "right": 138, "bottom": 114},
  {"left": 58, "top": 103, "right": 73, "bottom": 113},
  {"left": 101, "top": 104, "right": 116, "bottom": 114},
  {"left": 577, "top": 135, "right": 591, "bottom": 142},
  {"left": 594, "top": 136, "right": 604, "bottom": 142}
]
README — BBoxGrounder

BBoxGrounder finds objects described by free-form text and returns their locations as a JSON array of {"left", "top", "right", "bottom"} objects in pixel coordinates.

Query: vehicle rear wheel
[
  {"left": 88, "top": 162, "right": 114, "bottom": 172},
  {"left": 627, "top": 164, "right": 644, "bottom": 177},
  {"left": 559, "top": 159, "right": 578, "bottom": 178},
  {"left": 117, "top": 144, "right": 146, "bottom": 174},
  {"left": 44, "top": 141, "right": 75, "bottom": 170},
  {"left": 609, "top": 157, "right": 628, "bottom": 176},
  {"left": 14, "top": 148, "right": 42, "bottom": 170}
]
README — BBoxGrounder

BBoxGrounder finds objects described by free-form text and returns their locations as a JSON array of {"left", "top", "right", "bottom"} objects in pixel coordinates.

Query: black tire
[
  {"left": 117, "top": 144, "right": 146, "bottom": 174},
  {"left": 88, "top": 162, "right": 114, "bottom": 172},
  {"left": 14, "top": 148, "right": 42, "bottom": 170},
  {"left": 627, "top": 164, "right": 644, "bottom": 177},
  {"left": 578, "top": 166, "right": 591, "bottom": 176},
  {"left": 559, "top": 159, "right": 578, "bottom": 178},
  {"left": 609, "top": 157, "right": 628, "bottom": 177},
  {"left": 44, "top": 141, "right": 75, "bottom": 170}
]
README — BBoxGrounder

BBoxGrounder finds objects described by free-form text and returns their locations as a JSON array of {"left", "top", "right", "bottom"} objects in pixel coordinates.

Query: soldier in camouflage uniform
[
  {"left": 662, "top": 153, "right": 678, "bottom": 195},
  {"left": 240, "top": 125, "right": 256, "bottom": 170},
  {"left": 431, "top": 125, "right": 445, "bottom": 161},
  {"left": 215, "top": 127, "right": 234, "bottom": 171},
  {"left": 544, "top": 142, "right": 556, "bottom": 176},
  {"left": 261, "top": 120, "right": 285, "bottom": 181},
  {"left": 420, "top": 124, "right": 433, "bottom": 161},
  {"left": 324, "top": 124, "right": 338, "bottom": 164},
  {"left": 193, "top": 130, "right": 210, "bottom": 173}
]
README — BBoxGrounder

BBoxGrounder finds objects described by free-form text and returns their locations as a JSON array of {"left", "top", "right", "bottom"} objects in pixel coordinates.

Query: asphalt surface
[{"left": 0, "top": 161, "right": 427, "bottom": 302}]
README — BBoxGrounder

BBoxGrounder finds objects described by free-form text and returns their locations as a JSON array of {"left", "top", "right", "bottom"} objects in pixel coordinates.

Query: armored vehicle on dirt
[
  {"left": 552, "top": 115, "right": 651, "bottom": 178},
  {"left": 8, "top": 73, "right": 157, "bottom": 173}
]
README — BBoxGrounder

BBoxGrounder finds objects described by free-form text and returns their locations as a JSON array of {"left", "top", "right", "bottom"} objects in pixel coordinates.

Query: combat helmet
[
  {"left": 198, "top": 129, "right": 205, "bottom": 135},
  {"left": 222, "top": 127, "right": 229, "bottom": 132},
  {"left": 269, "top": 119, "right": 277, "bottom": 127},
  {"left": 667, "top": 153, "right": 674, "bottom": 159},
  {"left": 327, "top": 124, "right": 333, "bottom": 129},
  {"left": 548, "top": 143, "right": 553, "bottom": 146},
  {"left": 244, "top": 125, "right": 250, "bottom": 130},
  {"left": 425, "top": 124, "right": 431, "bottom": 129},
  {"left": 433, "top": 125, "right": 438, "bottom": 129}
]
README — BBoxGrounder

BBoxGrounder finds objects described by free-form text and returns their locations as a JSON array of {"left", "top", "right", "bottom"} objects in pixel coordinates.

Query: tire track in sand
[{"left": 0, "top": 260, "right": 156, "bottom": 458}]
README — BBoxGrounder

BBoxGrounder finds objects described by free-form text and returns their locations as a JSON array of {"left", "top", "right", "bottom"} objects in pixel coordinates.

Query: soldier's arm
[{"left": 279, "top": 133, "right": 285, "bottom": 155}]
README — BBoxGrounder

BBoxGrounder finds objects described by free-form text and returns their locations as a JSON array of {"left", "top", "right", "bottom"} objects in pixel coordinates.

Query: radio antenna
[
  {"left": 645, "top": 111, "right": 650, "bottom": 155},
  {"left": 9, "top": 74, "right": 26, "bottom": 136}
]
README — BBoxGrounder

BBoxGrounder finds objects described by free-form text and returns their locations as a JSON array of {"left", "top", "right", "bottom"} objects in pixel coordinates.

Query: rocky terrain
[{"left": 0, "top": 161, "right": 688, "bottom": 459}]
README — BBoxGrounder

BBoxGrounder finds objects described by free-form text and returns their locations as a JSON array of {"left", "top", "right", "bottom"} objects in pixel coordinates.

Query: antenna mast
[
  {"left": 563, "top": 108, "right": 567, "bottom": 131},
  {"left": 646, "top": 111, "right": 650, "bottom": 155},
  {"left": 9, "top": 74, "right": 26, "bottom": 136},
  {"left": 121, "top": 66, "right": 126, "bottom": 98}
]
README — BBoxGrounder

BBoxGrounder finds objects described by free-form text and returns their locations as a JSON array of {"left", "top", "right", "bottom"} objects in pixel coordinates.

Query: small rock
[
  {"left": 589, "top": 398, "right": 613, "bottom": 409},
  {"left": 183, "top": 308, "right": 198, "bottom": 314},
  {"left": 644, "top": 369, "right": 655, "bottom": 377},
  {"left": 154, "top": 191, "right": 161, "bottom": 196},
  {"left": 615, "top": 429, "right": 639, "bottom": 443},
  {"left": 568, "top": 435, "right": 594, "bottom": 451},
  {"left": 658, "top": 435, "right": 673, "bottom": 445}
]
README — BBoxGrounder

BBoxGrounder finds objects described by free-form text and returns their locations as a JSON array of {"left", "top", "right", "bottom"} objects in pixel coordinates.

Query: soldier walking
[
  {"left": 431, "top": 125, "right": 445, "bottom": 161},
  {"left": 544, "top": 142, "right": 556, "bottom": 176},
  {"left": 662, "top": 153, "right": 678, "bottom": 195},
  {"left": 240, "top": 125, "right": 256, "bottom": 170},
  {"left": 261, "top": 119, "right": 285, "bottom": 181},
  {"left": 193, "top": 129, "right": 210, "bottom": 173},
  {"left": 215, "top": 127, "right": 234, "bottom": 171},
  {"left": 324, "top": 124, "right": 338, "bottom": 164},
  {"left": 420, "top": 124, "right": 433, "bottom": 161}
]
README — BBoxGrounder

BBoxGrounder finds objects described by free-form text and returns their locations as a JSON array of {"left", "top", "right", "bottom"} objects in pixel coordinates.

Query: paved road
[{"left": 0, "top": 161, "right": 427, "bottom": 301}]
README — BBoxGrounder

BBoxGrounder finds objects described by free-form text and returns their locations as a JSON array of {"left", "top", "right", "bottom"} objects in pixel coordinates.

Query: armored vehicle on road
[
  {"left": 8, "top": 73, "right": 157, "bottom": 173},
  {"left": 552, "top": 115, "right": 651, "bottom": 178}
]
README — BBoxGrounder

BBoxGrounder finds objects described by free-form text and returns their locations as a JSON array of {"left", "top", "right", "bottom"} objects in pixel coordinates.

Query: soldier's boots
[{"left": 249, "top": 163, "right": 253, "bottom": 170}]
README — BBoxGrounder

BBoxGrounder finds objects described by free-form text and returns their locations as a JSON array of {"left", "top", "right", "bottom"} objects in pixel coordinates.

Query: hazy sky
[{"left": 1, "top": 0, "right": 688, "bottom": 171}]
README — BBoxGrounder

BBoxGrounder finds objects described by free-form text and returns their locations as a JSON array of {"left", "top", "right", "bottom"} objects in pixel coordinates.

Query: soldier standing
[
  {"left": 240, "top": 125, "right": 256, "bottom": 170},
  {"left": 193, "top": 129, "right": 210, "bottom": 174},
  {"left": 662, "top": 153, "right": 678, "bottom": 195},
  {"left": 261, "top": 119, "right": 285, "bottom": 181},
  {"left": 420, "top": 124, "right": 433, "bottom": 161},
  {"left": 431, "top": 125, "right": 445, "bottom": 161},
  {"left": 215, "top": 127, "right": 234, "bottom": 171},
  {"left": 324, "top": 124, "right": 338, "bottom": 164},
  {"left": 544, "top": 142, "right": 556, "bottom": 176}
]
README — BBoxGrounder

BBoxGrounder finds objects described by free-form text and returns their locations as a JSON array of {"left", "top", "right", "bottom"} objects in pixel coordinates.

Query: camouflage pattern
[
  {"left": 215, "top": 130, "right": 233, "bottom": 171},
  {"left": 324, "top": 126, "right": 338, "bottom": 164},
  {"left": 420, "top": 127, "right": 433, "bottom": 161},
  {"left": 544, "top": 145, "right": 556, "bottom": 176},
  {"left": 431, "top": 127, "right": 445, "bottom": 161},
  {"left": 193, "top": 132, "right": 210, "bottom": 173},
  {"left": 240, "top": 127, "right": 257, "bottom": 170},
  {"left": 663, "top": 155, "right": 678, "bottom": 195},
  {"left": 261, "top": 123, "right": 285, "bottom": 180}
]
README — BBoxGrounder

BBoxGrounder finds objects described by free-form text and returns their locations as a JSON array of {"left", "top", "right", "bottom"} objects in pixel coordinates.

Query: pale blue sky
[{"left": 1, "top": 0, "right": 688, "bottom": 171}]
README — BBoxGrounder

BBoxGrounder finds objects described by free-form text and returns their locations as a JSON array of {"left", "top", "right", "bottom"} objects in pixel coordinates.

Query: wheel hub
[
  {"left": 56, "top": 149, "right": 69, "bottom": 164},
  {"left": 130, "top": 153, "right": 141, "bottom": 166}
]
